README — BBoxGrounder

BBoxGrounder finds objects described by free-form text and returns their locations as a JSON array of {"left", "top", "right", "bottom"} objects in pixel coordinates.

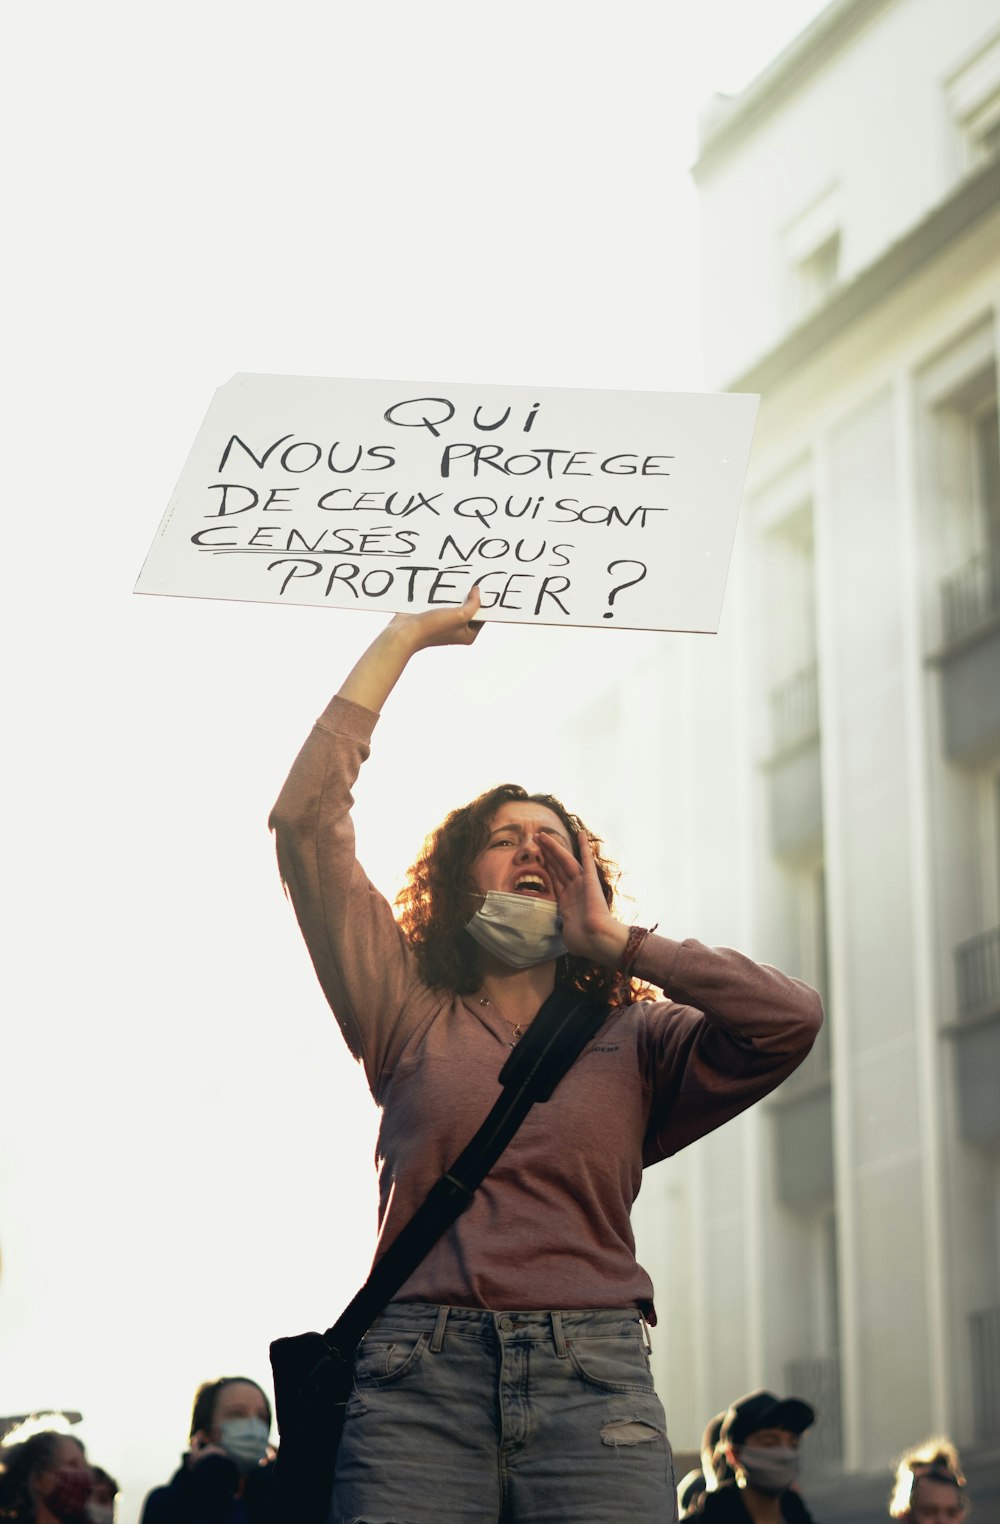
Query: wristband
[{"left": 620, "top": 923, "right": 657, "bottom": 980}]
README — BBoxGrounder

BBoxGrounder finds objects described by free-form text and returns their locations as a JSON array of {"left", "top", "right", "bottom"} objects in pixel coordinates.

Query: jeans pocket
[
  {"left": 346, "top": 1330, "right": 430, "bottom": 1419},
  {"left": 567, "top": 1335, "right": 654, "bottom": 1393},
  {"left": 354, "top": 1330, "right": 430, "bottom": 1389}
]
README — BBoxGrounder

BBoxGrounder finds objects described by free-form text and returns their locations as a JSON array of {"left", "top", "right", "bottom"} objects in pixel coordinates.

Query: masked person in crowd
[
  {"left": 894, "top": 1469, "right": 968, "bottom": 1524},
  {"left": 0, "top": 1429, "right": 93, "bottom": 1523},
  {"left": 269, "top": 593, "right": 823, "bottom": 1524},
  {"left": 84, "top": 1467, "right": 118, "bottom": 1524},
  {"left": 699, "top": 1390, "right": 816, "bottom": 1523},
  {"left": 138, "top": 1378, "right": 273, "bottom": 1524}
]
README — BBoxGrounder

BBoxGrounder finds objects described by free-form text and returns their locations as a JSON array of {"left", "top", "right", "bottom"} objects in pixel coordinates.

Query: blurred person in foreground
[
  {"left": 893, "top": 1469, "right": 968, "bottom": 1523},
  {"left": 698, "top": 1390, "right": 817, "bottom": 1523},
  {"left": 889, "top": 1439, "right": 965, "bottom": 1518},
  {"left": 84, "top": 1467, "right": 118, "bottom": 1524},
  {"left": 138, "top": 1378, "right": 273, "bottom": 1524},
  {"left": 0, "top": 1428, "right": 93, "bottom": 1523}
]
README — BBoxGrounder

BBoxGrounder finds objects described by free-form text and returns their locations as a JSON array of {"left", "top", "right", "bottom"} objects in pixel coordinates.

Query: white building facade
[{"left": 614, "top": 0, "right": 1000, "bottom": 1503}]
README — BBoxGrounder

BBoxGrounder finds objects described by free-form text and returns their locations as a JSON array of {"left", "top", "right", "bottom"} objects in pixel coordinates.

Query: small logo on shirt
[{"left": 588, "top": 1044, "right": 620, "bottom": 1054}]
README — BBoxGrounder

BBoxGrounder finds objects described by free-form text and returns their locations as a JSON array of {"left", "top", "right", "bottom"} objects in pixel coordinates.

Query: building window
[
  {"left": 995, "top": 768, "right": 1000, "bottom": 917},
  {"left": 782, "top": 187, "right": 842, "bottom": 323},
  {"left": 795, "top": 234, "right": 841, "bottom": 319},
  {"left": 785, "top": 1212, "right": 843, "bottom": 1473},
  {"left": 958, "top": 765, "right": 1000, "bottom": 1024},
  {"left": 946, "top": 28, "right": 1000, "bottom": 172},
  {"left": 757, "top": 491, "right": 824, "bottom": 860},
  {"left": 762, "top": 502, "right": 819, "bottom": 754},
  {"left": 784, "top": 862, "right": 832, "bottom": 1086},
  {"left": 917, "top": 321, "right": 1000, "bottom": 649},
  {"left": 970, "top": 1303, "right": 1000, "bottom": 1441},
  {"left": 978, "top": 402, "right": 1000, "bottom": 564},
  {"left": 945, "top": 764, "right": 1000, "bottom": 1148},
  {"left": 938, "top": 391, "right": 1000, "bottom": 646}
]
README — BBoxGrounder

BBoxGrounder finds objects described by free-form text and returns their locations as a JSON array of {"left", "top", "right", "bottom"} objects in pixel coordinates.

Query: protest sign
[{"left": 135, "top": 375, "right": 758, "bottom": 632}]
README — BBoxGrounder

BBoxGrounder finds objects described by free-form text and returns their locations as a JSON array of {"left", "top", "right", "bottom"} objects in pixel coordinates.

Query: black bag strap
[{"left": 322, "top": 985, "right": 608, "bottom": 1352}]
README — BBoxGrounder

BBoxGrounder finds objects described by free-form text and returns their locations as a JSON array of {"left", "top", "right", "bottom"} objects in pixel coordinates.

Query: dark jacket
[
  {"left": 699, "top": 1481, "right": 817, "bottom": 1523},
  {"left": 139, "top": 1455, "right": 273, "bottom": 1524}
]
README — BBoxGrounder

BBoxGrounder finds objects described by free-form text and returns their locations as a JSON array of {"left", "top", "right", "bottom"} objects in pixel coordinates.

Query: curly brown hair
[
  {"left": 0, "top": 1431, "right": 86, "bottom": 1521},
  {"left": 395, "top": 783, "right": 648, "bottom": 1006}
]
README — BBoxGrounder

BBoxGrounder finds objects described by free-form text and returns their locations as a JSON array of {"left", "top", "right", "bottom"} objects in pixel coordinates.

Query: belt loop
[
  {"left": 430, "top": 1305, "right": 449, "bottom": 1354},
  {"left": 551, "top": 1311, "right": 567, "bottom": 1359},
  {"left": 639, "top": 1312, "right": 653, "bottom": 1356}
]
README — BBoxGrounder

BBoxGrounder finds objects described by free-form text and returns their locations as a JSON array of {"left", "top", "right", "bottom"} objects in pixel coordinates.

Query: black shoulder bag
[{"left": 267, "top": 986, "right": 608, "bottom": 1524}]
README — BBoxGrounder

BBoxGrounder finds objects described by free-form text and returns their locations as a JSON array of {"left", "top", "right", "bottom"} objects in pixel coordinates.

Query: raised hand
[
  {"left": 388, "top": 586, "right": 483, "bottom": 651},
  {"left": 539, "top": 831, "right": 628, "bottom": 969},
  {"left": 338, "top": 587, "right": 482, "bottom": 711}
]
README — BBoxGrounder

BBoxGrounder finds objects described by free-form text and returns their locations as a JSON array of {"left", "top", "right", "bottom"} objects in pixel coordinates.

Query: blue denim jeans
[{"left": 330, "top": 1302, "right": 676, "bottom": 1524}]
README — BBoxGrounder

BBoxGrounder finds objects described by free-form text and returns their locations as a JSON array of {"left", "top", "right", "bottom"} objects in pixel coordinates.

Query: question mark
[{"left": 604, "top": 559, "right": 647, "bottom": 618}]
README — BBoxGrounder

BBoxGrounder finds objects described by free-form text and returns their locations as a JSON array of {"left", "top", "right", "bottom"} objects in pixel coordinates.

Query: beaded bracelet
[{"left": 620, "top": 922, "right": 658, "bottom": 980}]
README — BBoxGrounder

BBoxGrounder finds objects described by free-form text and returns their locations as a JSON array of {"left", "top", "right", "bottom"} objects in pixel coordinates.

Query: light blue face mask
[
  {"left": 219, "top": 1416, "right": 270, "bottom": 1472},
  {"left": 466, "top": 890, "right": 566, "bottom": 968}
]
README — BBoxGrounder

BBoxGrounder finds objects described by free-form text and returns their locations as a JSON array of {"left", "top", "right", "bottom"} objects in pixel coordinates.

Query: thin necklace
[{"left": 478, "top": 994, "right": 523, "bottom": 1048}]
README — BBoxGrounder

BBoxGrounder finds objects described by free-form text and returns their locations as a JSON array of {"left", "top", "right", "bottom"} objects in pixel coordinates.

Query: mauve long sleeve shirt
[{"left": 270, "top": 695, "right": 823, "bottom": 1317}]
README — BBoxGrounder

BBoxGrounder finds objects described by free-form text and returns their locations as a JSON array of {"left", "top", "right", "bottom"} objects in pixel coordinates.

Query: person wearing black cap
[{"left": 699, "top": 1390, "right": 817, "bottom": 1523}]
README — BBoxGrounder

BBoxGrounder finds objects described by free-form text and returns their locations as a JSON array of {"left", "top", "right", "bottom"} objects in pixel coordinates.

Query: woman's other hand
[{"left": 539, "top": 831, "right": 629, "bottom": 969}]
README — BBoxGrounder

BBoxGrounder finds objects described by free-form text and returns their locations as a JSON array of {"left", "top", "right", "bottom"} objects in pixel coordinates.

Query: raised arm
[
  {"left": 269, "top": 591, "right": 484, "bottom": 1093},
  {"left": 338, "top": 587, "right": 483, "bottom": 712}
]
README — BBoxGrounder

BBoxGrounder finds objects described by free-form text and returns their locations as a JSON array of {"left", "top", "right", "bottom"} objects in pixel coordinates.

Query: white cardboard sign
[{"left": 135, "top": 374, "right": 758, "bottom": 632}]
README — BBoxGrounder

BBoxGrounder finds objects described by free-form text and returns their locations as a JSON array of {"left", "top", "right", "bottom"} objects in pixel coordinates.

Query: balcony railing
[
  {"left": 955, "top": 927, "right": 1000, "bottom": 1022},
  {"left": 784, "top": 1352, "right": 842, "bottom": 1470},
  {"left": 970, "top": 1305, "right": 1000, "bottom": 1441},
  {"left": 940, "top": 552, "right": 1000, "bottom": 647},
  {"left": 779, "top": 1016, "right": 831, "bottom": 1094},
  {"left": 769, "top": 662, "right": 820, "bottom": 756}
]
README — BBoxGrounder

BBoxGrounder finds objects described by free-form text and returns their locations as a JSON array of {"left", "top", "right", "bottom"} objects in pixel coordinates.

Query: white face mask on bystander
[
  {"left": 219, "top": 1416, "right": 271, "bottom": 1471},
  {"left": 737, "top": 1445, "right": 800, "bottom": 1494},
  {"left": 465, "top": 890, "right": 566, "bottom": 968}
]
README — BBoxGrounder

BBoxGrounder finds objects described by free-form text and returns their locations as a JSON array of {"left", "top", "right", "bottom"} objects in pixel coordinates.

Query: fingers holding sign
[
  {"left": 338, "top": 588, "right": 483, "bottom": 713},
  {"left": 389, "top": 586, "right": 483, "bottom": 651}
]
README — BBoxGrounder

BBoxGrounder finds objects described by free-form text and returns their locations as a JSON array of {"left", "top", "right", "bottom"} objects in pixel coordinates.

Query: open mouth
[{"left": 513, "top": 874, "right": 551, "bottom": 897}]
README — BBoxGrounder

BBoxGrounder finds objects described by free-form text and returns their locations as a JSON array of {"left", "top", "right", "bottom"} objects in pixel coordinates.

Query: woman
[
  {"left": 0, "top": 1430, "right": 92, "bottom": 1524},
  {"left": 269, "top": 590, "right": 823, "bottom": 1524},
  {"left": 138, "top": 1377, "right": 273, "bottom": 1524},
  {"left": 888, "top": 1439, "right": 965, "bottom": 1519}
]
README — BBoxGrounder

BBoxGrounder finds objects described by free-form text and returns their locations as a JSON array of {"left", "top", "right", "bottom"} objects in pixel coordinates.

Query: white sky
[{"left": 2, "top": 2, "right": 830, "bottom": 1517}]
